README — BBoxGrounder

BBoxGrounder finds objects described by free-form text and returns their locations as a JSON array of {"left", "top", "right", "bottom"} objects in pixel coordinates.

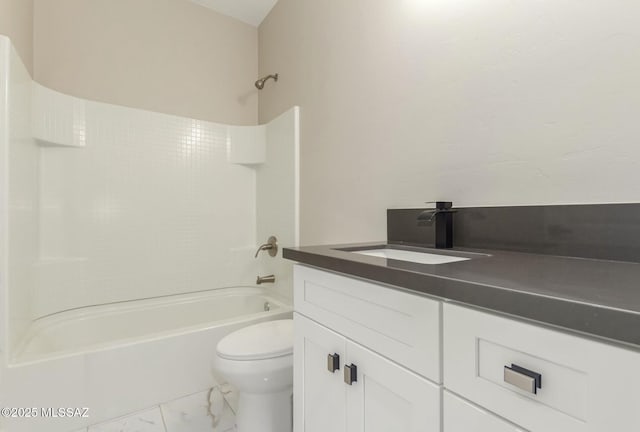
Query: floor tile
[
  {"left": 88, "top": 407, "right": 165, "bottom": 432},
  {"left": 161, "top": 389, "right": 236, "bottom": 432}
]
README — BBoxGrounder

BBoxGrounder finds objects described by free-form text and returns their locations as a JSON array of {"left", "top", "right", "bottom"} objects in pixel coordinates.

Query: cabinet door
[
  {"left": 346, "top": 341, "right": 440, "bottom": 432},
  {"left": 444, "top": 391, "right": 526, "bottom": 432},
  {"left": 294, "top": 313, "right": 347, "bottom": 432}
]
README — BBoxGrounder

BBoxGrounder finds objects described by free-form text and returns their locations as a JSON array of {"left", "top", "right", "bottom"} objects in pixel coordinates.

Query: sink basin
[{"left": 352, "top": 248, "right": 470, "bottom": 265}]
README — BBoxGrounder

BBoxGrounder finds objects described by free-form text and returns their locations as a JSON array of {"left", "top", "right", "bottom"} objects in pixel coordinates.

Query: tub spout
[{"left": 257, "top": 275, "right": 276, "bottom": 285}]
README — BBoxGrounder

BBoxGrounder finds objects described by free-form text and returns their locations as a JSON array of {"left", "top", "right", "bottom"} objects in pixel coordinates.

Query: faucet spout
[
  {"left": 417, "top": 209, "right": 439, "bottom": 222},
  {"left": 256, "top": 274, "right": 276, "bottom": 285},
  {"left": 417, "top": 201, "right": 453, "bottom": 221},
  {"left": 417, "top": 201, "right": 456, "bottom": 249}
]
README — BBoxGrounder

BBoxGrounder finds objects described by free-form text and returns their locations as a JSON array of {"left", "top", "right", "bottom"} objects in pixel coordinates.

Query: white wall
[
  {"left": 259, "top": 0, "right": 640, "bottom": 245},
  {"left": 34, "top": 0, "right": 258, "bottom": 125}
]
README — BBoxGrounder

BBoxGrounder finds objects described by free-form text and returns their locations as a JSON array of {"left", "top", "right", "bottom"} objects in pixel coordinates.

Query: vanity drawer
[
  {"left": 294, "top": 264, "right": 441, "bottom": 382},
  {"left": 443, "top": 303, "right": 640, "bottom": 432},
  {"left": 444, "top": 391, "right": 526, "bottom": 432}
]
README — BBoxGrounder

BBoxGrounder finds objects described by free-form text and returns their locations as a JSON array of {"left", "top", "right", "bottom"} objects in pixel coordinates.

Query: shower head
[{"left": 255, "top": 73, "right": 279, "bottom": 90}]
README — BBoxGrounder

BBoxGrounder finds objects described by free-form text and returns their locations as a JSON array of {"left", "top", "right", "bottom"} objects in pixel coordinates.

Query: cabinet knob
[
  {"left": 504, "top": 364, "right": 542, "bottom": 394},
  {"left": 327, "top": 353, "right": 340, "bottom": 373},
  {"left": 344, "top": 363, "right": 358, "bottom": 385}
]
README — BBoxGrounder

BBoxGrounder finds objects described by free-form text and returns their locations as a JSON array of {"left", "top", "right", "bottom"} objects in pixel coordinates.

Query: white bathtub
[
  {"left": 14, "top": 286, "right": 291, "bottom": 363},
  {"left": 2, "top": 287, "right": 292, "bottom": 432}
]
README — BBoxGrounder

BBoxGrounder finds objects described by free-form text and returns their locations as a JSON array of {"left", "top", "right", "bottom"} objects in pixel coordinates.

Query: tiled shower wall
[
  {"left": 0, "top": 36, "right": 268, "bottom": 342},
  {"left": 34, "top": 87, "right": 259, "bottom": 318},
  {"left": 256, "top": 107, "right": 299, "bottom": 302},
  {"left": 0, "top": 35, "right": 39, "bottom": 356}
]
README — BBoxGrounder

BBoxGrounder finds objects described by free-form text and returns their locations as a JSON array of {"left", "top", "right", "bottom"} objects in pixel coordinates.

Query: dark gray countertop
[{"left": 283, "top": 243, "right": 640, "bottom": 350}]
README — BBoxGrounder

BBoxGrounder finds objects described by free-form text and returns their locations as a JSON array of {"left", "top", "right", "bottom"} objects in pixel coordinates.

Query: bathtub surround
[
  {"left": 0, "top": 0, "right": 33, "bottom": 74},
  {"left": 2, "top": 66, "right": 299, "bottom": 329},
  {"left": 0, "top": 35, "right": 298, "bottom": 432},
  {"left": 31, "top": 83, "right": 87, "bottom": 147},
  {"left": 0, "top": 36, "right": 39, "bottom": 360},
  {"left": 33, "top": 0, "right": 258, "bottom": 125},
  {"left": 34, "top": 83, "right": 259, "bottom": 319},
  {"left": 256, "top": 108, "right": 300, "bottom": 302},
  {"left": 259, "top": 0, "right": 640, "bottom": 245}
]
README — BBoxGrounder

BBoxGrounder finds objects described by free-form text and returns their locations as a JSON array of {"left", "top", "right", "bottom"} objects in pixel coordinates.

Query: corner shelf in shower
[
  {"left": 32, "top": 82, "right": 86, "bottom": 148},
  {"left": 228, "top": 124, "right": 266, "bottom": 165}
]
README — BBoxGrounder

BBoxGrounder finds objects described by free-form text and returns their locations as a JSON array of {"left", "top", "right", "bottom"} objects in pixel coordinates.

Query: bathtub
[
  {"left": 2, "top": 287, "right": 292, "bottom": 432},
  {"left": 14, "top": 286, "right": 291, "bottom": 363}
]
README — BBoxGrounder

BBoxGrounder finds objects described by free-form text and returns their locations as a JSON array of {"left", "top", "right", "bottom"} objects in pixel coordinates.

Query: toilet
[{"left": 213, "top": 319, "right": 294, "bottom": 432}]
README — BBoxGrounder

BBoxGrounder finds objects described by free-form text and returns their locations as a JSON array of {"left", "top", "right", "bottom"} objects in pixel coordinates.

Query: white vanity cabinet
[
  {"left": 293, "top": 264, "right": 640, "bottom": 432},
  {"left": 293, "top": 265, "right": 441, "bottom": 432},
  {"left": 294, "top": 314, "right": 440, "bottom": 432}
]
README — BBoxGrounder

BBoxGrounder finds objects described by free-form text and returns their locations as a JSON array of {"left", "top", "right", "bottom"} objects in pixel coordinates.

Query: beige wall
[
  {"left": 34, "top": 0, "right": 258, "bottom": 125},
  {"left": 0, "top": 0, "right": 33, "bottom": 74},
  {"left": 259, "top": 0, "right": 640, "bottom": 245}
]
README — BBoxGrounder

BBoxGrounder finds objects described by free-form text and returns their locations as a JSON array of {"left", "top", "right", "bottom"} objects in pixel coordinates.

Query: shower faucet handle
[{"left": 254, "top": 236, "right": 278, "bottom": 258}]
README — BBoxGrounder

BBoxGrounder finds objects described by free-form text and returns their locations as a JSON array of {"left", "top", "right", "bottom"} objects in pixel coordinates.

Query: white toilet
[{"left": 213, "top": 319, "right": 293, "bottom": 432}]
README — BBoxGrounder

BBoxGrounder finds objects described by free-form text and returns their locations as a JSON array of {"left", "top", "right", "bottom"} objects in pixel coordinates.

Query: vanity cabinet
[
  {"left": 294, "top": 314, "right": 440, "bottom": 432},
  {"left": 293, "top": 265, "right": 441, "bottom": 432},
  {"left": 293, "top": 264, "right": 640, "bottom": 432}
]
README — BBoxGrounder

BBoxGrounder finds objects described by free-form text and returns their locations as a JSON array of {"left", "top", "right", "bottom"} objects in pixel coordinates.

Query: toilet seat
[{"left": 217, "top": 319, "right": 293, "bottom": 361}]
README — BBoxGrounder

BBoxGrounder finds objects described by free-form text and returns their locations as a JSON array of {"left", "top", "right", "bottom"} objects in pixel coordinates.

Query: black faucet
[{"left": 417, "top": 201, "right": 456, "bottom": 249}]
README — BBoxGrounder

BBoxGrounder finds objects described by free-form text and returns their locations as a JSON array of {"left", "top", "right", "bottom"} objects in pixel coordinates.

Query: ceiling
[{"left": 190, "top": 0, "right": 279, "bottom": 27}]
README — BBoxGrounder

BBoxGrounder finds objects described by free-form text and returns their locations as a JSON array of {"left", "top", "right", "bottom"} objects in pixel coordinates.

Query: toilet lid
[{"left": 216, "top": 319, "right": 293, "bottom": 361}]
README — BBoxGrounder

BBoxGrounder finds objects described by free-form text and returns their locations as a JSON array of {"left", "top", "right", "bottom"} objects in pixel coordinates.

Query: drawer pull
[
  {"left": 504, "top": 364, "right": 542, "bottom": 394},
  {"left": 327, "top": 353, "right": 340, "bottom": 373},
  {"left": 344, "top": 363, "right": 358, "bottom": 385}
]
